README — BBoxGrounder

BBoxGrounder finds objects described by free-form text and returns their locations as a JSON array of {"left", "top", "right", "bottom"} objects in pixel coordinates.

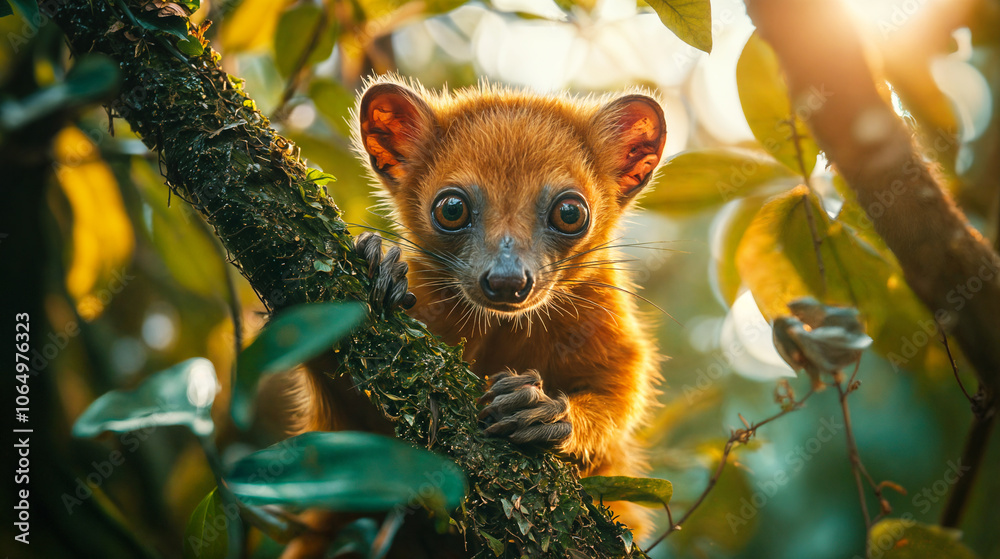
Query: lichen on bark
[{"left": 45, "top": 1, "right": 644, "bottom": 557}]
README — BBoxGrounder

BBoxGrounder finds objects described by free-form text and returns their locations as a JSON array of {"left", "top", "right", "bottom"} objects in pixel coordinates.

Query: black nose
[{"left": 480, "top": 269, "right": 534, "bottom": 303}]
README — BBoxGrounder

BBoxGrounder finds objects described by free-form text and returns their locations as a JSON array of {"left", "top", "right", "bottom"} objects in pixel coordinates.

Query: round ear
[
  {"left": 597, "top": 95, "right": 666, "bottom": 203},
  {"left": 358, "top": 83, "right": 436, "bottom": 187}
]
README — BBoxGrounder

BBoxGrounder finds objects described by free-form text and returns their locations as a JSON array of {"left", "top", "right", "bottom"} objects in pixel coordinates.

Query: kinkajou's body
[{"left": 302, "top": 75, "right": 666, "bottom": 539}]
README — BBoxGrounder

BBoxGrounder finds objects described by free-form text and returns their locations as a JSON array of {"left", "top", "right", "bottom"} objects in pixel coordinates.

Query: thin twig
[
  {"left": 645, "top": 388, "right": 816, "bottom": 552},
  {"left": 786, "top": 117, "right": 827, "bottom": 296},
  {"left": 938, "top": 319, "right": 997, "bottom": 527},
  {"left": 785, "top": 117, "right": 811, "bottom": 184},
  {"left": 835, "top": 378, "right": 872, "bottom": 559},
  {"left": 801, "top": 196, "right": 827, "bottom": 295},
  {"left": 835, "top": 374, "right": 895, "bottom": 539},
  {"left": 644, "top": 438, "right": 735, "bottom": 553},
  {"left": 939, "top": 323, "right": 975, "bottom": 405},
  {"left": 847, "top": 360, "right": 861, "bottom": 391},
  {"left": 192, "top": 211, "right": 244, "bottom": 403},
  {"left": 272, "top": 0, "right": 332, "bottom": 122}
]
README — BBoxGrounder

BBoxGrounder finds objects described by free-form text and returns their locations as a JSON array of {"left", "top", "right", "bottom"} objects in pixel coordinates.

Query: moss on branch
[{"left": 46, "top": 1, "right": 642, "bottom": 557}]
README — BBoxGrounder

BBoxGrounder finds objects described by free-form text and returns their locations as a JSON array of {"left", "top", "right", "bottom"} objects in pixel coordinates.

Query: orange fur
[{"left": 343, "top": 74, "right": 666, "bottom": 538}]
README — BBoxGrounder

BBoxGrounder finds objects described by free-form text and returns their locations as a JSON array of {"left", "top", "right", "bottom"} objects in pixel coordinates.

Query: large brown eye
[
  {"left": 432, "top": 192, "right": 471, "bottom": 231},
  {"left": 549, "top": 196, "right": 589, "bottom": 235}
]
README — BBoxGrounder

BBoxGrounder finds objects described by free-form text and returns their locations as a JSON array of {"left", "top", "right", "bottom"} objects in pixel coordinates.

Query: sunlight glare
[
  {"left": 841, "top": 0, "right": 931, "bottom": 38},
  {"left": 719, "top": 291, "right": 797, "bottom": 382},
  {"left": 186, "top": 359, "right": 221, "bottom": 409}
]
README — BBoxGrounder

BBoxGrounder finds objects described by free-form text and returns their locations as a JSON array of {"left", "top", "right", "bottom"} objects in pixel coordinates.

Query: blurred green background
[{"left": 1, "top": 0, "right": 998, "bottom": 557}]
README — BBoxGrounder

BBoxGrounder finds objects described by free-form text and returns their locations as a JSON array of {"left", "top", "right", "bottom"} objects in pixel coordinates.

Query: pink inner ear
[
  {"left": 360, "top": 86, "right": 427, "bottom": 181},
  {"left": 368, "top": 94, "right": 418, "bottom": 139},
  {"left": 621, "top": 154, "right": 660, "bottom": 189},
  {"left": 611, "top": 97, "right": 666, "bottom": 197}
]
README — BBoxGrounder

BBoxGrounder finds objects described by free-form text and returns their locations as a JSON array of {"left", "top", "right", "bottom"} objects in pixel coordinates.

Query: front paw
[
  {"left": 354, "top": 232, "right": 417, "bottom": 313},
  {"left": 478, "top": 370, "right": 572, "bottom": 445}
]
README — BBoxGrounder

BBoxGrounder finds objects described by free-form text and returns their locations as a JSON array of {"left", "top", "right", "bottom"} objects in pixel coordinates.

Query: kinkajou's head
[{"left": 353, "top": 76, "right": 666, "bottom": 317}]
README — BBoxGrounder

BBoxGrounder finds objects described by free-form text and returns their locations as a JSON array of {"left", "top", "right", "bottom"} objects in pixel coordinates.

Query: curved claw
[
  {"left": 478, "top": 382, "right": 547, "bottom": 421},
  {"left": 479, "top": 370, "right": 541, "bottom": 406},
  {"left": 509, "top": 421, "right": 572, "bottom": 444},
  {"left": 354, "top": 232, "right": 382, "bottom": 277},
  {"left": 478, "top": 370, "right": 571, "bottom": 445},
  {"left": 354, "top": 232, "right": 417, "bottom": 313}
]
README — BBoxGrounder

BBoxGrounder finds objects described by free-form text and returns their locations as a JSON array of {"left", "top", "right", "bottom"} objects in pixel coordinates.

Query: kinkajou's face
[{"left": 355, "top": 80, "right": 666, "bottom": 319}]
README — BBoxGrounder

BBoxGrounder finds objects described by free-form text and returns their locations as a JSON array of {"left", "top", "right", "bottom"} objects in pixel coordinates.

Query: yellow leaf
[
  {"left": 131, "top": 161, "right": 229, "bottom": 298},
  {"left": 644, "top": 0, "right": 713, "bottom": 53},
  {"left": 735, "top": 185, "right": 833, "bottom": 320},
  {"left": 736, "top": 184, "right": 956, "bottom": 378},
  {"left": 737, "top": 33, "right": 821, "bottom": 177},
  {"left": 219, "top": 0, "right": 290, "bottom": 53},
  {"left": 55, "top": 127, "right": 135, "bottom": 320}
]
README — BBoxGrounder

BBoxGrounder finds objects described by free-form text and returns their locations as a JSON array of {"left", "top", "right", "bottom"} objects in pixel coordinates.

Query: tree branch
[
  {"left": 939, "top": 330, "right": 996, "bottom": 527},
  {"left": 745, "top": 1, "right": 1000, "bottom": 399},
  {"left": 940, "top": 410, "right": 995, "bottom": 526},
  {"left": 747, "top": 0, "right": 1000, "bottom": 528},
  {"left": 44, "top": 1, "right": 639, "bottom": 557}
]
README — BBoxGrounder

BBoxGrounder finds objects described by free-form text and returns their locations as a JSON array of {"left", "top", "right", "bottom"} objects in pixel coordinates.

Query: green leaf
[
  {"left": 737, "top": 186, "right": 846, "bottom": 319},
  {"left": 619, "top": 529, "right": 633, "bottom": 553},
  {"left": 73, "top": 357, "right": 220, "bottom": 438},
  {"left": 177, "top": 35, "right": 205, "bottom": 57},
  {"left": 371, "top": 509, "right": 405, "bottom": 559},
  {"left": 868, "top": 519, "right": 980, "bottom": 559},
  {"left": 1, "top": 2, "right": 13, "bottom": 18},
  {"left": 832, "top": 179, "right": 961, "bottom": 378},
  {"left": 9, "top": 0, "right": 38, "bottom": 22},
  {"left": 328, "top": 518, "right": 377, "bottom": 557},
  {"left": 135, "top": 10, "right": 190, "bottom": 41},
  {"left": 65, "top": 55, "right": 121, "bottom": 101},
  {"left": 313, "top": 259, "right": 333, "bottom": 272},
  {"left": 645, "top": 0, "right": 712, "bottom": 53},
  {"left": 579, "top": 476, "right": 673, "bottom": 508},
  {"left": 736, "top": 33, "right": 820, "bottom": 177},
  {"left": 309, "top": 78, "right": 355, "bottom": 137},
  {"left": 306, "top": 167, "right": 337, "bottom": 187},
  {"left": 480, "top": 531, "right": 505, "bottom": 557},
  {"left": 832, "top": 174, "right": 893, "bottom": 259},
  {"left": 1, "top": 55, "right": 120, "bottom": 131},
  {"left": 179, "top": 0, "right": 201, "bottom": 11},
  {"left": 273, "top": 4, "right": 338, "bottom": 78},
  {"left": 708, "top": 195, "right": 769, "bottom": 306},
  {"left": 644, "top": 148, "right": 796, "bottom": 215},
  {"left": 736, "top": 186, "right": 951, "bottom": 377},
  {"left": 232, "top": 302, "right": 366, "bottom": 428},
  {"left": 423, "top": 0, "right": 470, "bottom": 14},
  {"left": 227, "top": 432, "right": 467, "bottom": 513},
  {"left": 183, "top": 489, "right": 232, "bottom": 559}
]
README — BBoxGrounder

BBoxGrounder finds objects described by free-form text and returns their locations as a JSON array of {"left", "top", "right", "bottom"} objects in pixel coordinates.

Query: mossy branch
[{"left": 45, "top": 1, "right": 641, "bottom": 557}]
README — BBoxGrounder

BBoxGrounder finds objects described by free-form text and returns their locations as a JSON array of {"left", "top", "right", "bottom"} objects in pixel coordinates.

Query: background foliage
[{"left": 1, "top": 0, "right": 999, "bottom": 557}]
